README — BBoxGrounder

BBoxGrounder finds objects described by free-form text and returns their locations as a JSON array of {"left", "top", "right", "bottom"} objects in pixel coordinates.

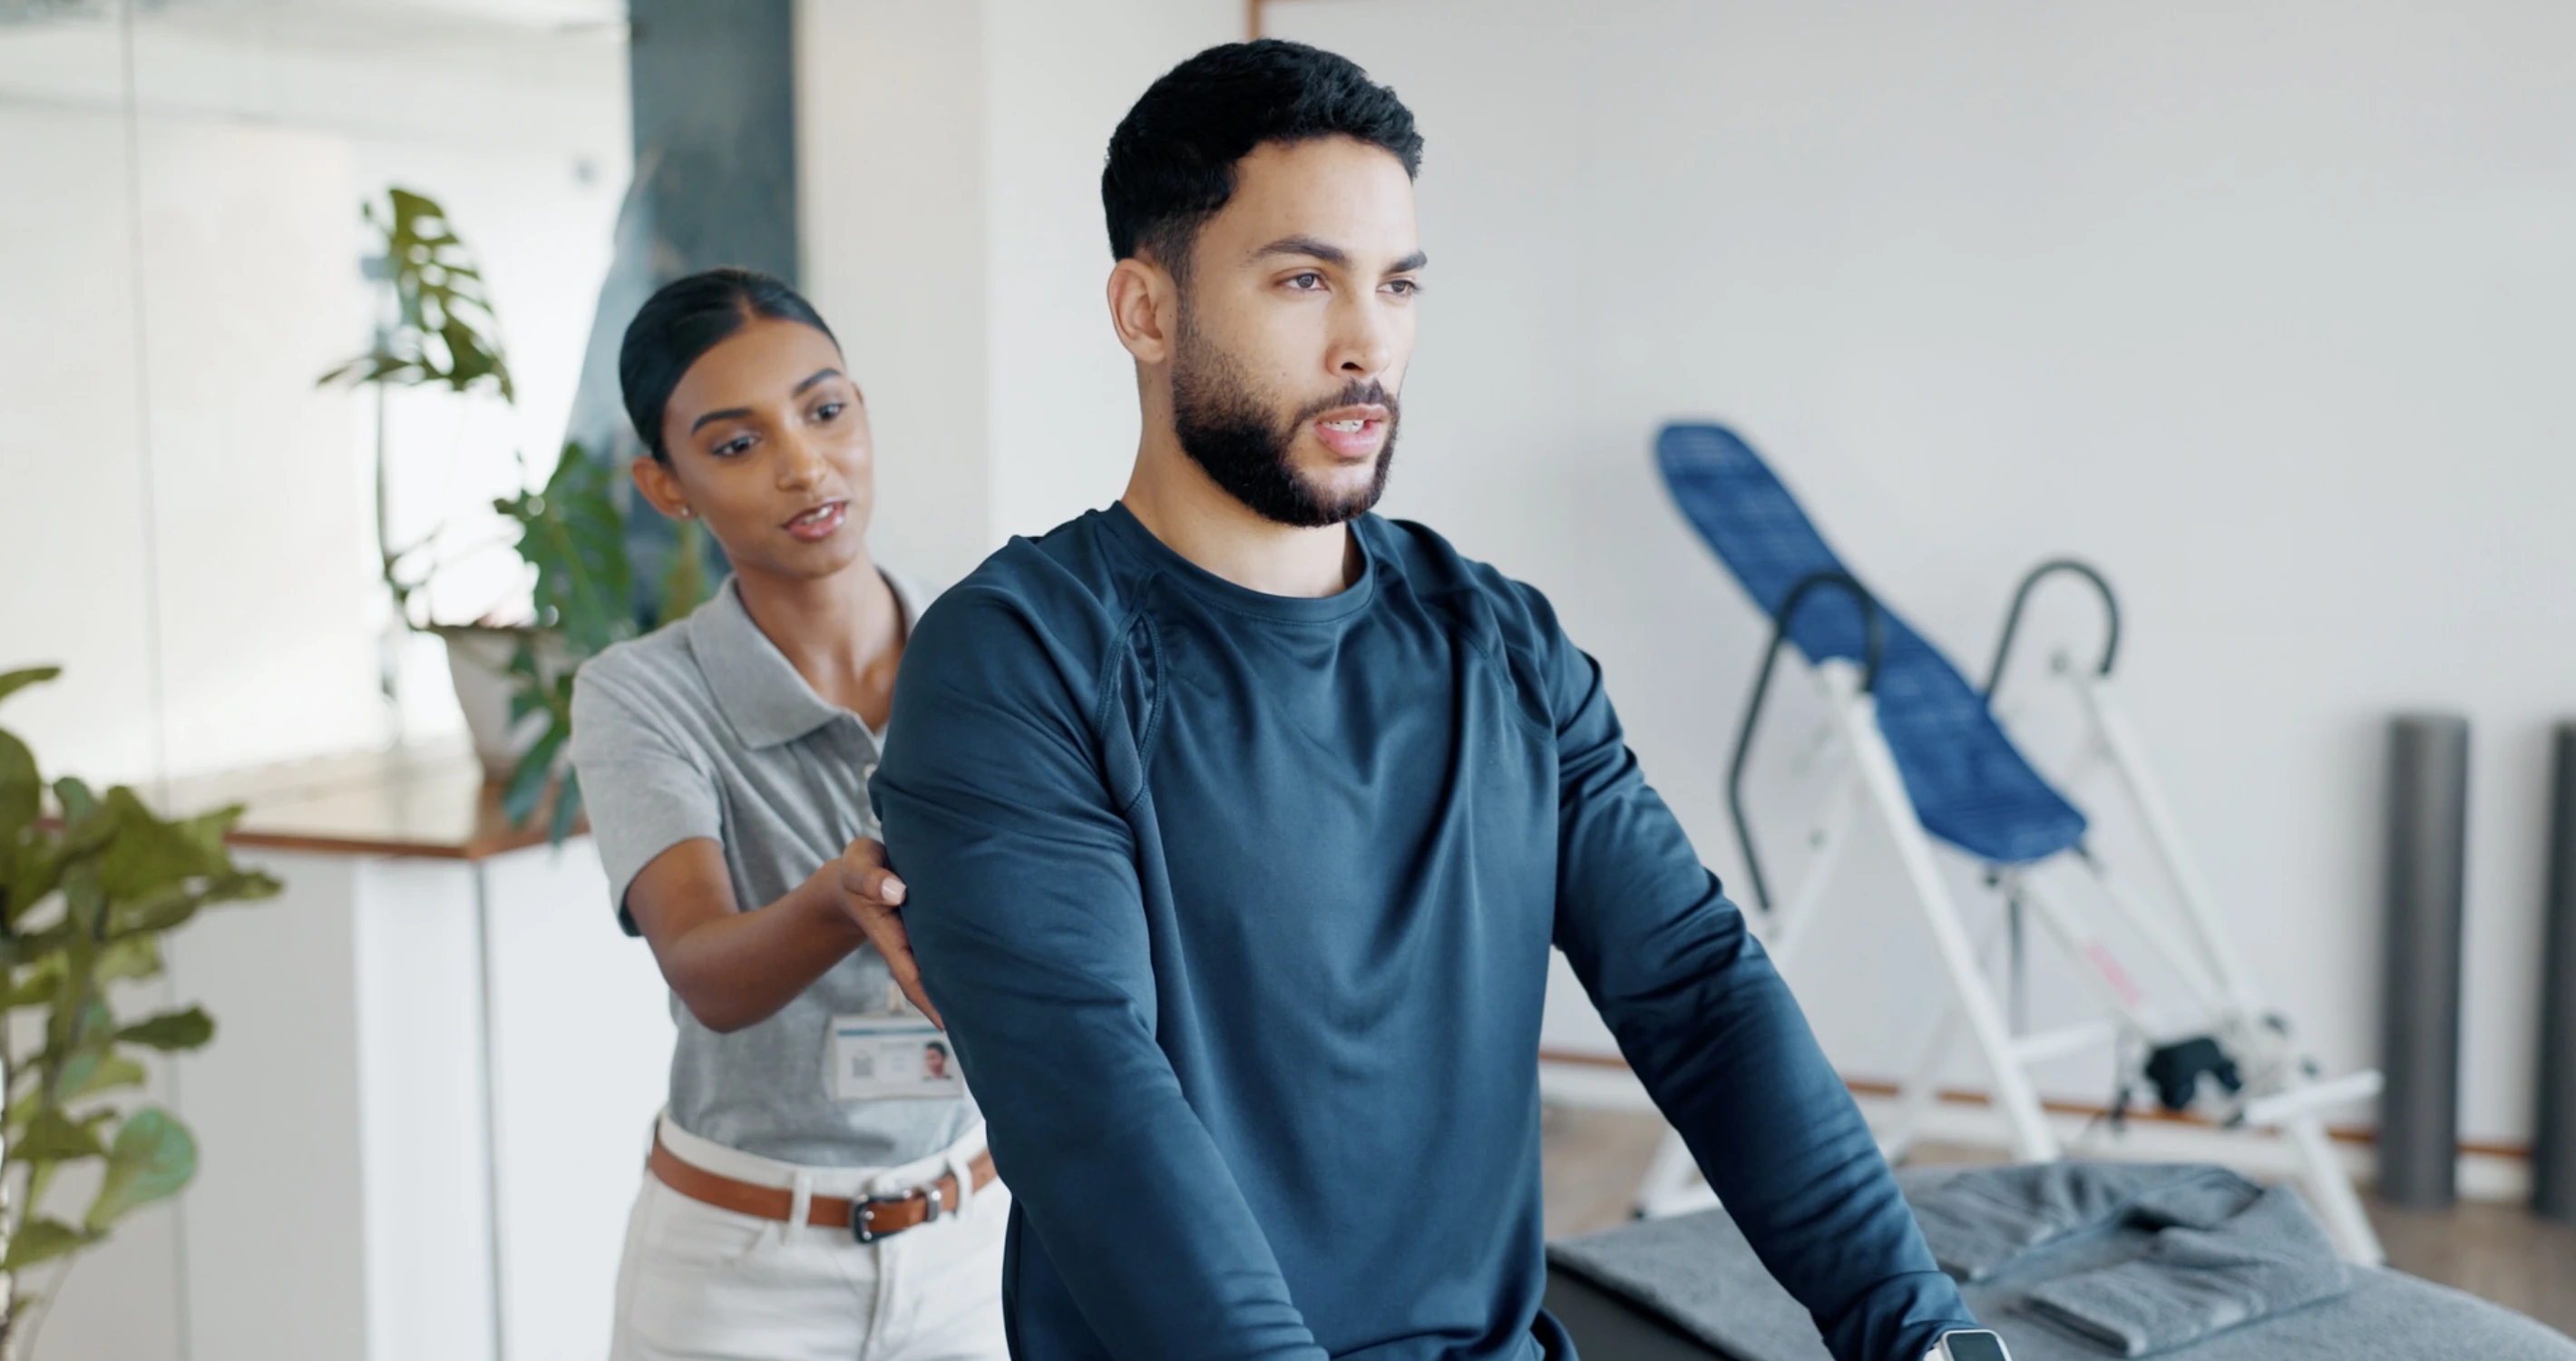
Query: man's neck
[{"left": 1119, "top": 429, "right": 1359, "bottom": 600}]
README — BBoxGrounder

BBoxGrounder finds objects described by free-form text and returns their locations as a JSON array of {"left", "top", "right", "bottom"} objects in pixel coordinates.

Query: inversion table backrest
[{"left": 1654, "top": 422, "right": 2085, "bottom": 867}]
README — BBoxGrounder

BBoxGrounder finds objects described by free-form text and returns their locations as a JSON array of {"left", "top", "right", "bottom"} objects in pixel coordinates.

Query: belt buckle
[{"left": 852, "top": 1181, "right": 942, "bottom": 1245}]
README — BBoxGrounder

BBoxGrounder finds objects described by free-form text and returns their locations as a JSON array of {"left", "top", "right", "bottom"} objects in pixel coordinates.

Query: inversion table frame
[{"left": 1629, "top": 424, "right": 2384, "bottom": 1263}]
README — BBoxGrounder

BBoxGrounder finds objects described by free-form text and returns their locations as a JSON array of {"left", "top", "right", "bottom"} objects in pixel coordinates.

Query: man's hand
[{"left": 838, "top": 837, "right": 942, "bottom": 1027}]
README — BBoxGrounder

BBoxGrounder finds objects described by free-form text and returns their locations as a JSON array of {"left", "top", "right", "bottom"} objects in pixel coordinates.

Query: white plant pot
[{"left": 436, "top": 626, "right": 575, "bottom": 782}]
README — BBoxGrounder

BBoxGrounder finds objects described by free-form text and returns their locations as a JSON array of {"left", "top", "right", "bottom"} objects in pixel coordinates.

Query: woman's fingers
[
  {"left": 839, "top": 837, "right": 906, "bottom": 905},
  {"left": 839, "top": 837, "right": 940, "bottom": 1027}
]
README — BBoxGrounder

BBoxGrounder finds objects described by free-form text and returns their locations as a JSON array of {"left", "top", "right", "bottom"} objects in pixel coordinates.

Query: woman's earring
[{"left": 678, "top": 506, "right": 695, "bottom": 519}]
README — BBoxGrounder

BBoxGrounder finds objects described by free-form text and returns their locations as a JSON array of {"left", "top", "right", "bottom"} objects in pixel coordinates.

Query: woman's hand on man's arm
[{"left": 837, "top": 837, "right": 940, "bottom": 1027}]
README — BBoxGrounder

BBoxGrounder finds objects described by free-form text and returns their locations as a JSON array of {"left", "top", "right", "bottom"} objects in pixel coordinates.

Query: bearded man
[{"left": 871, "top": 39, "right": 1986, "bottom": 1361}]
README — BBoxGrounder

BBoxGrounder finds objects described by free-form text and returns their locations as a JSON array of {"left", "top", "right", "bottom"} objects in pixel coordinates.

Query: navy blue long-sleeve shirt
[{"left": 871, "top": 504, "right": 1976, "bottom": 1361}]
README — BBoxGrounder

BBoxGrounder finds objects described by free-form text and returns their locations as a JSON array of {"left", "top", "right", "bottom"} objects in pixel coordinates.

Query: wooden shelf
[{"left": 156, "top": 740, "right": 583, "bottom": 861}]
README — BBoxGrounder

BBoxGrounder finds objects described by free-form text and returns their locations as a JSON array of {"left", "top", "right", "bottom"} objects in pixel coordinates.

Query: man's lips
[
  {"left": 783, "top": 500, "right": 847, "bottom": 542},
  {"left": 1310, "top": 405, "right": 1390, "bottom": 460}
]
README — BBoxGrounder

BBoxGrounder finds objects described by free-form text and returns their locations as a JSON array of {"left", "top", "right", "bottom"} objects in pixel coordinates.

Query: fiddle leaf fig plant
[{"left": 0, "top": 667, "right": 278, "bottom": 1356}]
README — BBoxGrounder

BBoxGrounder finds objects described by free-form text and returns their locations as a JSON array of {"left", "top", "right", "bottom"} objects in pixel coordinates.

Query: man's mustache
[{"left": 1290, "top": 379, "right": 1400, "bottom": 426}]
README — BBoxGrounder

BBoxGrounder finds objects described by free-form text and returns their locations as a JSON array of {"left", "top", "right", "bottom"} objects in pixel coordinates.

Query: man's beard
[{"left": 1169, "top": 308, "right": 1399, "bottom": 529}]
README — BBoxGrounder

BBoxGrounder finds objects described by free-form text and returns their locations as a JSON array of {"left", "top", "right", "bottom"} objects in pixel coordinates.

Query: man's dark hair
[
  {"left": 1103, "top": 39, "right": 1422, "bottom": 277},
  {"left": 619, "top": 267, "right": 836, "bottom": 461}
]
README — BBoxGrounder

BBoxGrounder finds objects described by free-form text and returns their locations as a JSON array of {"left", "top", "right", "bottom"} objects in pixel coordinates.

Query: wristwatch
[{"left": 1925, "top": 1330, "right": 2010, "bottom": 1361}]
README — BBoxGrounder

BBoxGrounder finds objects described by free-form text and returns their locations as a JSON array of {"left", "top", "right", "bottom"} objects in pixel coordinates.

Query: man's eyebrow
[
  {"left": 1252, "top": 234, "right": 1349, "bottom": 266},
  {"left": 1250, "top": 237, "right": 1431, "bottom": 277}
]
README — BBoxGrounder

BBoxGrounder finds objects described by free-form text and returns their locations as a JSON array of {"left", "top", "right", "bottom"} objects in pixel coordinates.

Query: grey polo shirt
[{"left": 570, "top": 573, "right": 978, "bottom": 1167}]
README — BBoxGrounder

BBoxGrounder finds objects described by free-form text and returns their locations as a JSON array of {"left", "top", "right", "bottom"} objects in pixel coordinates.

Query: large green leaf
[
  {"left": 94, "top": 788, "right": 235, "bottom": 901},
  {"left": 495, "top": 443, "right": 634, "bottom": 656},
  {"left": 86, "top": 1108, "right": 196, "bottom": 1231},
  {"left": 12, "top": 1108, "right": 105, "bottom": 1163},
  {"left": 1, "top": 1217, "right": 96, "bottom": 1271},
  {"left": 318, "top": 187, "right": 514, "bottom": 402},
  {"left": 53, "top": 777, "right": 98, "bottom": 823},
  {"left": 117, "top": 1006, "right": 213, "bottom": 1052},
  {"left": 0, "top": 667, "right": 62, "bottom": 710}
]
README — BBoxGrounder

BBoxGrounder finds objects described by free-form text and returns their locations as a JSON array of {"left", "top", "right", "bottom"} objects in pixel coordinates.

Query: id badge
[{"left": 831, "top": 1014, "right": 966, "bottom": 1102}]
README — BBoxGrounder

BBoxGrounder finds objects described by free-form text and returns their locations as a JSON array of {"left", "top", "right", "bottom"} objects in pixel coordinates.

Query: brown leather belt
[{"left": 648, "top": 1134, "right": 998, "bottom": 1243}]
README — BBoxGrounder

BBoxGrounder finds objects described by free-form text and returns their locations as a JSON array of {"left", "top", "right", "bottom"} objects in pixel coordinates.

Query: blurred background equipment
[
  {"left": 2532, "top": 724, "right": 2576, "bottom": 1223},
  {"left": 1635, "top": 422, "right": 2383, "bottom": 1262},
  {"left": 2377, "top": 713, "right": 2471, "bottom": 1209}
]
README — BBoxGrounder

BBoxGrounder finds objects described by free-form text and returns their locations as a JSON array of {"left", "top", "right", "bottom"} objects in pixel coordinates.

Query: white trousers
[{"left": 609, "top": 1113, "right": 1010, "bottom": 1361}]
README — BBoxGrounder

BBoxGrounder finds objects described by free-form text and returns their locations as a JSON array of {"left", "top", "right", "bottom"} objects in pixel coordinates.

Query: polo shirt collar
[{"left": 690, "top": 573, "right": 926, "bottom": 750}]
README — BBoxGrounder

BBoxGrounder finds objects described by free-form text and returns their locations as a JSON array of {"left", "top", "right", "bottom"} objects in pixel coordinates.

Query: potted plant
[
  {"left": 318, "top": 187, "right": 545, "bottom": 778},
  {"left": 486, "top": 443, "right": 714, "bottom": 840},
  {"left": 0, "top": 667, "right": 279, "bottom": 1358},
  {"left": 322, "top": 185, "right": 717, "bottom": 836}
]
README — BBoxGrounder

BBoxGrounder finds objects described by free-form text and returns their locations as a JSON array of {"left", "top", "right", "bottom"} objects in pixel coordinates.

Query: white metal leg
[
  {"left": 2283, "top": 1110, "right": 2385, "bottom": 1264},
  {"left": 1822, "top": 662, "right": 2061, "bottom": 1162},
  {"left": 2070, "top": 676, "right": 2259, "bottom": 1013},
  {"left": 1764, "top": 773, "right": 1859, "bottom": 973}
]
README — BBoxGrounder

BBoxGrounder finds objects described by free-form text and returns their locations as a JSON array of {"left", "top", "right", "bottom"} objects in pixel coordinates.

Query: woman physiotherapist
[{"left": 569, "top": 268, "right": 1002, "bottom": 1361}]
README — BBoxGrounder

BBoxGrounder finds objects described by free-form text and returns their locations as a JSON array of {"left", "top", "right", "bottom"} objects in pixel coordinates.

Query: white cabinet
[{"left": 44, "top": 751, "right": 673, "bottom": 1361}]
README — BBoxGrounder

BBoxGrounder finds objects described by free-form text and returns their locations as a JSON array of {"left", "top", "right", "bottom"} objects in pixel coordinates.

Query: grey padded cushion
[{"left": 1546, "top": 1164, "right": 2576, "bottom": 1360}]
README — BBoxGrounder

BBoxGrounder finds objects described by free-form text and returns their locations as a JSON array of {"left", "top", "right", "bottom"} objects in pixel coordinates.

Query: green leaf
[
  {"left": 1, "top": 955, "right": 66, "bottom": 1009},
  {"left": 500, "top": 722, "right": 566, "bottom": 828},
  {"left": 654, "top": 515, "right": 717, "bottom": 628},
  {"left": 54, "top": 777, "right": 98, "bottom": 822},
  {"left": 86, "top": 1108, "right": 197, "bottom": 1231},
  {"left": 93, "top": 788, "right": 235, "bottom": 901},
  {"left": 95, "top": 933, "right": 163, "bottom": 984},
  {"left": 0, "top": 666, "right": 62, "bottom": 710},
  {"left": 548, "top": 769, "right": 584, "bottom": 847},
  {"left": 1, "top": 1217, "right": 96, "bottom": 1271},
  {"left": 12, "top": 1108, "right": 105, "bottom": 1163},
  {"left": 1, "top": 727, "right": 40, "bottom": 848},
  {"left": 320, "top": 187, "right": 514, "bottom": 401},
  {"left": 63, "top": 1053, "right": 146, "bottom": 1101},
  {"left": 117, "top": 1006, "right": 214, "bottom": 1052}
]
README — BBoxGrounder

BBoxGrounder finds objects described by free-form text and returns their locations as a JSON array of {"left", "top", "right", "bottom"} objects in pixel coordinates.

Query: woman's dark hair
[
  {"left": 1102, "top": 39, "right": 1422, "bottom": 280},
  {"left": 619, "top": 267, "right": 836, "bottom": 461}
]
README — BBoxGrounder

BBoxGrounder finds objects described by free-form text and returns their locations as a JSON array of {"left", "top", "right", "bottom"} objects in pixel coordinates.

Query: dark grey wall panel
[
  {"left": 628, "top": 0, "right": 800, "bottom": 283},
  {"left": 2377, "top": 714, "right": 2470, "bottom": 1208}
]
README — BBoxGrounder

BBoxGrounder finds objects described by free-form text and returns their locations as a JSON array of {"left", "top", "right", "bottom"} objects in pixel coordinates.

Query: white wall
[
  {"left": 0, "top": 7, "right": 629, "bottom": 787},
  {"left": 1271, "top": 0, "right": 2576, "bottom": 1148},
  {"left": 797, "top": 0, "right": 1244, "bottom": 587}
]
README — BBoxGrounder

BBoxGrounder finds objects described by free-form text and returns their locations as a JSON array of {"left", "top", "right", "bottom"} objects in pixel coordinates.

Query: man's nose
[{"left": 1331, "top": 293, "right": 1397, "bottom": 380}]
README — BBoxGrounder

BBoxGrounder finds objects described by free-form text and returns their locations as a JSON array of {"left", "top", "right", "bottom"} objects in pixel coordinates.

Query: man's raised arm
[
  {"left": 871, "top": 587, "right": 1326, "bottom": 1361},
  {"left": 1526, "top": 587, "right": 1979, "bottom": 1361}
]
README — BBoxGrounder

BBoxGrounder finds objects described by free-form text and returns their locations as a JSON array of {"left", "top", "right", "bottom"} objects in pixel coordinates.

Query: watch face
[{"left": 1941, "top": 1332, "right": 2010, "bottom": 1361}]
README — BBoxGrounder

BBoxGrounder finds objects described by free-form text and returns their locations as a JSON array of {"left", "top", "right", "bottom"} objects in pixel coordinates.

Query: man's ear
[
  {"left": 1107, "top": 255, "right": 1179, "bottom": 367},
  {"left": 629, "top": 455, "right": 691, "bottom": 520}
]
